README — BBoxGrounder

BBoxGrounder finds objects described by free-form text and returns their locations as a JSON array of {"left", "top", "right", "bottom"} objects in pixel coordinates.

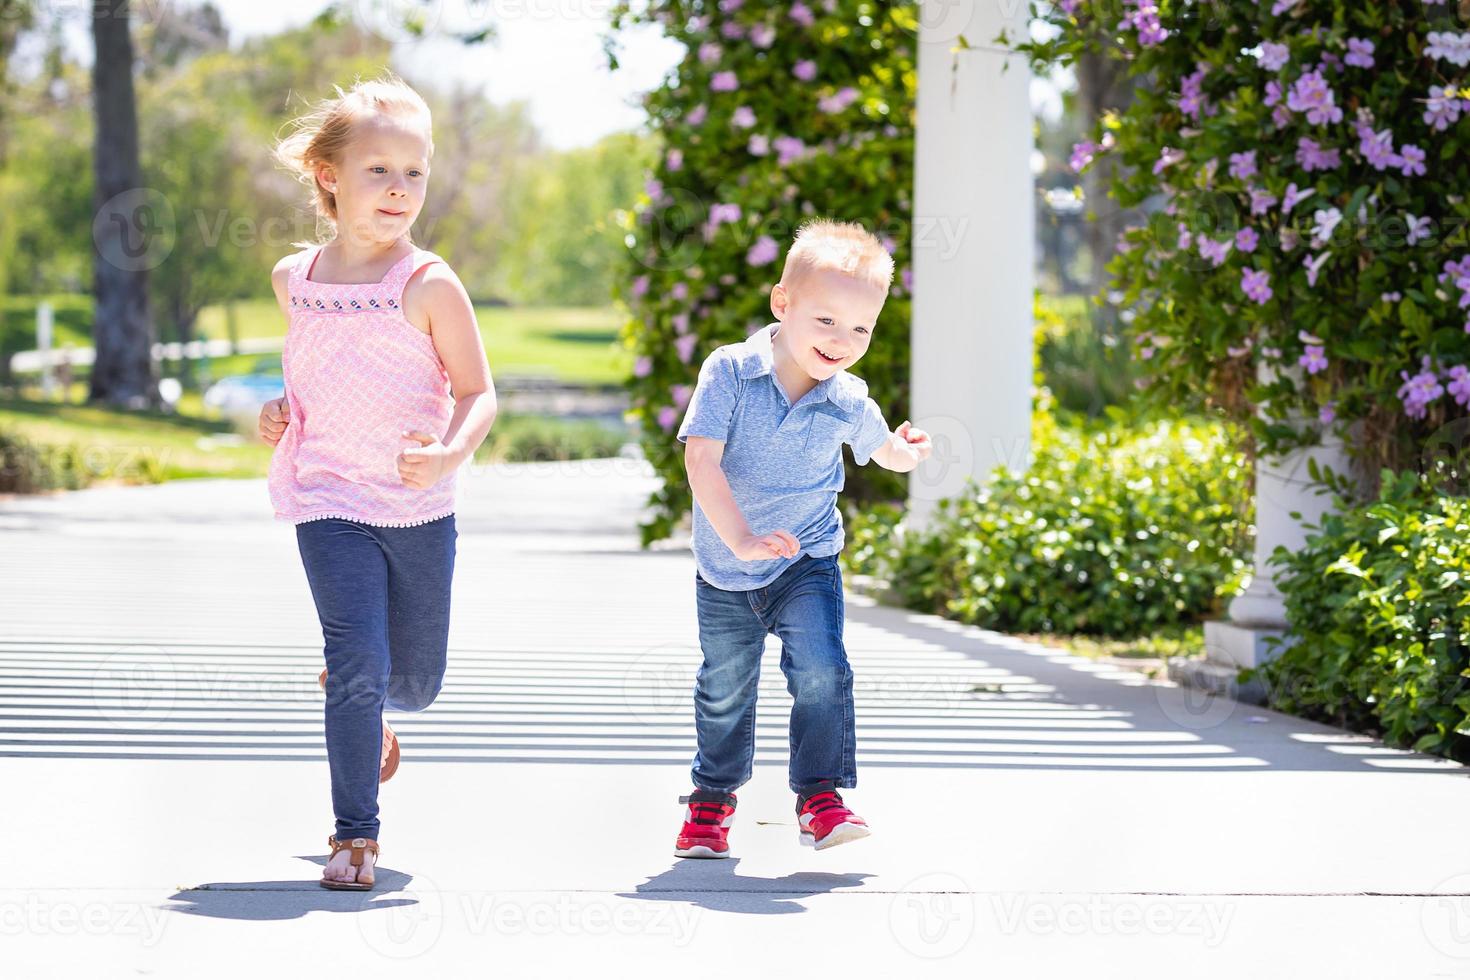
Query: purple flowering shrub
[
  {"left": 1016, "top": 1, "right": 1470, "bottom": 479},
  {"left": 608, "top": 0, "right": 916, "bottom": 544}
]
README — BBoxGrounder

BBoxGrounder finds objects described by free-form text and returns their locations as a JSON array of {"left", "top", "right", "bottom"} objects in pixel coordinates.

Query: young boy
[{"left": 673, "top": 219, "right": 932, "bottom": 857}]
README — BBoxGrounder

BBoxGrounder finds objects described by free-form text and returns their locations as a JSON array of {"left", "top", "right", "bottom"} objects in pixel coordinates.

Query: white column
[{"left": 909, "top": 0, "right": 1035, "bottom": 525}]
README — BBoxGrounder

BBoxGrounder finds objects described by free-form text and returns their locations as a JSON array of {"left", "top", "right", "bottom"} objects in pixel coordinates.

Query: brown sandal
[
  {"left": 319, "top": 668, "right": 401, "bottom": 783},
  {"left": 319, "top": 835, "right": 379, "bottom": 891}
]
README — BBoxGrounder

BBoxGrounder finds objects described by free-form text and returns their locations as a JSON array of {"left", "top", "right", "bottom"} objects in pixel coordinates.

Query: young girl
[{"left": 256, "top": 74, "right": 496, "bottom": 891}]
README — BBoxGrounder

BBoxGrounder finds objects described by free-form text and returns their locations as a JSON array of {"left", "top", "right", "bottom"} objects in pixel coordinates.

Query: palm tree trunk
[{"left": 90, "top": 0, "right": 158, "bottom": 407}]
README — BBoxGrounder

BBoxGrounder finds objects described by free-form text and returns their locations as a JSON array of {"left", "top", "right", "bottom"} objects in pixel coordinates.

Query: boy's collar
[{"left": 737, "top": 322, "right": 839, "bottom": 402}]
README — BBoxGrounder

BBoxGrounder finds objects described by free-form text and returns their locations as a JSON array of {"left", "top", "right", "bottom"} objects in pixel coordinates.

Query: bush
[
  {"left": 477, "top": 415, "right": 630, "bottom": 463},
  {"left": 844, "top": 411, "right": 1253, "bottom": 638},
  {"left": 608, "top": 0, "right": 916, "bottom": 544},
  {"left": 0, "top": 428, "right": 89, "bottom": 493},
  {"left": 1036, "top": 293, "right": 1145, "bottom": 418},
  {"left": 1259, "top": 469, "right": 1470, "bottom": 761}
]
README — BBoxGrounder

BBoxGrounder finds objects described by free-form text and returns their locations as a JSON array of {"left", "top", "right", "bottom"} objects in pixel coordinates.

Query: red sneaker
[
  {"left": 674, "top": 790, "right": 737, "bottom": 858},
  {"left": 797, "top": 787, "right": 870, "bottom": 850}
]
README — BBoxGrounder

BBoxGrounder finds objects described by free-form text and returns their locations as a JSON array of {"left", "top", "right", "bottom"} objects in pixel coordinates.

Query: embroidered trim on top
[{"left": 289, "top": 293, "right": 400, "bottom": 313}]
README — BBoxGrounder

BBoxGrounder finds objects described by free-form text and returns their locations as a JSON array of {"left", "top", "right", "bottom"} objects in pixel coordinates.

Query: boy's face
[
  {"left": 317, "top": 112, "right": 432, "bottom": 246},
  {"left": 770, "top": 267, "right": 888, "bottom": 381}
]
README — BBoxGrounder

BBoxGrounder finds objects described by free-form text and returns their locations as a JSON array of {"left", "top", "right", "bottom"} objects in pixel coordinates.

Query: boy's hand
[
  {"left": 258, "top": 397, "right": 289, "bottom": 446},
  {"left": 895, "top": 420, "right": 933, "bottom": 464},
  {"left": 398, "top": 430, "right": 452, "bottom": 489},
  {"left": 733, "top": 530, "right": 800, "bottom": 561}
]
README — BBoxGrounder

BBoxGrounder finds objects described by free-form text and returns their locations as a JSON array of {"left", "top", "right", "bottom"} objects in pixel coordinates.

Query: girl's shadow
[
  {"left": 161, "top": 856, "right": 418, "bottom": 921},
  {"left": 619, "top": 859, "right": 874, "bottom": 915}
]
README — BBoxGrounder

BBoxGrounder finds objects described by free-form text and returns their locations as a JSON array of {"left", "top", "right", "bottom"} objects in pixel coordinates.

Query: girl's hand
[
  {"left": 397, "top": 431, "right": 452, "bottom": 490},
  {"left": 258, "top": 397, "right": 289, "bottom": 446},
  {"left": 733, "top": 530, "right": 800, "bottom": 561}
]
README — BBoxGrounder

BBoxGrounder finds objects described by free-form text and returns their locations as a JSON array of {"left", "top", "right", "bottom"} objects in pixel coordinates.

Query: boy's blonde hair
[
  {"left": 274, "top": 72, "right": 434, "bottom": 234},
  {"left": 779, "top": 219, "right": 895, "bottom": 298}
]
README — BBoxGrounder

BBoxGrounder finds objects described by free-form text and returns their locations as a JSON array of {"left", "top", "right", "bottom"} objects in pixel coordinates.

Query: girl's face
[{"left": 317, "top": 112, "right": 432, "bottom": 246}]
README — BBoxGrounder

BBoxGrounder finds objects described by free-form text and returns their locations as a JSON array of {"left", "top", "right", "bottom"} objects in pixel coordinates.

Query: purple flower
[
  {"left": 698, "top": 42, "right": 722, "bottom": 65},
  {"left": 666, "top": 148, "right": 683, "bottom": 171},
  {"left": 1270, "top": 0, "right": 1296, "bottom": 13},
  {"left": 750, "top": 23, "right": 776, "bottom": 48},
  {"left": 686, "top": 104, "right": 708, "bottom": 127},
  {"left": 1125, "top": 0, "right": 1168, "bottom": 46},
  {"left": 1176, "top": 223, "right": 1193, "bottom": 251},
  {"left": 1179, "top": 66, "right": 1209, "bottom": 121},
  {"left": 901, "top": 267, "right": 913, "bottom": 294},
  {"left": 1198, "top": 237, "right": 1233, "bottom": 267},
  {"left": 1229, "top": 150, "right": 1257, "bottom": 181},
  {"left": 718, "top": 0, "right": 743, "bottom": 11},
  {"left": 1241, "top": 268, "right": 1273, "bottom": 304},
  {"left": 789, "top": 2, "right": 815, "bottom": 26},
  {"left": 708, "top": 202, "right": 742, "bottom": 228},
  {"left": 773, "top": 135, "right": 807, "bottom": 166},
  {"left": 672, "top": 384, "right": 692, "bottom": 410},
  {"left": 1311, "top": 207, "right": 1342, "bottom": 248},
  {"left": 1345, "top": 38, "right": 1375, "bottom": 69},
  {"left": 793, "top": 60, "right": 817, "bottom": 82},
  {"left": 657, "top": 405, "right": 679, "bottom": 432},
  {"left": 631, "top": 275, "right": 650, "bottom": 298},
  {"left": 672, "top": 312, "right": 690, "bottom": 336},
  {"left": 1236, "top": 227, "right": 1260, "bottom": 253},
  {"left": 675, "top": 333, "right": 698, "bottom": 364},
  {"left": 1425, "top": 85, "right": 1466, "bottom": 132},
  {"left": 1249, "top": 188, "right": 1278, "bottom": 216},
  {"left": 1300, "top": 345, "right": 1328, "bottom": 374},
  {"left": 719, "top": 20, "right": 744, "bottom": 40},
  {"left": 1304, "top": 251, "right": 1331, "bottom": 286},
  {"left": 1381, "top": 291, "right": 1402, "bottom": 304},
  {"left": 1264, "top": 80, "right": 1284, "bottom": 107},
  {"left": 747, "top": 133, "right": 770, "bottom": 156},
  {"left": 746, "top": 235, "right": 779, "bottom": 266},
  {"left": 1296, "top": 136, "right": 1341, "bottom": 172},
  {"left": 710, "top": 71, "right": 739, "bottom": 93},
  {"left": 1426, "top": 31, "right": 1470, "bottom": 67},
  {"left": 1287, "top": 70, "right": 1344, "bottom": 125},
  {"left": 633, "top": 355, "right": 652, "bottom": 378},
  {"left": 1407, "top": 214, "right": 1433, "bottom": 246},
  {"left": 644, "top": 178, "right": 663, "bottom": 200},
  {"left": 818, "top": 87, "right": 860, "bottom": 114},
  {"left": 1398, "top": 356, "right": 1445, "bottom": 419},
  {"left": 1357, "top": 123, "right": 1400, "bottom": 171},
  {"left": 1071, "top": 140, "right": 1099, "bottom": 173},
  {"left": 1259, "top": 42, "right": 1290, "bottom": 72},
  {"left": 1282, "top": 182, "right": 1314, "bottom": 214},
  {"left": 1153, "top": 147, "right": 1185, "bottom": 175},
  {"left": 731, "top": 105, "right": 756, "bottom": 129},
  {"left": 1449, "top": 365, "right": 1470, "bottom": 407},
  {"left": 1319, "top": 402, "right": 1336, "bottom": 425},
  {"left": 1271, "top": 105, "right": 1294, "bottom": 129},
  {"left": 1399, "top": 144, "right": 1427, "bottom": 177},
  {"left": 1281, "top": 228, "right": 1300, "bottom": 252}
]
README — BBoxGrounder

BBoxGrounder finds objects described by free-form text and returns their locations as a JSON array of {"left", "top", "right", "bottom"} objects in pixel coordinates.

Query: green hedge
[
  {"left": 844, "top": 408, "right": 1253, "bottom": 638},
  {"left": 1258, "top": 469, "right": 1470, "bottom": 762}
]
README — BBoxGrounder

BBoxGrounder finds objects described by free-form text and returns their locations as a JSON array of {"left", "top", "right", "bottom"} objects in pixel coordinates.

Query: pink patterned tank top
[{"left": 268, "top": 243, "right": 457, "bottom": 528}]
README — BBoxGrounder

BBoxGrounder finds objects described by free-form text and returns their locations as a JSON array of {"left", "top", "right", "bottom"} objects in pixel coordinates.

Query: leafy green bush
[
  {"left": 1259, "top": 469, "right": 1470, "bottom": 761},
  {"left": 844, "top": 410, "right": 1253, "bottom": 638},
  {"left": 0, "top": 428, "right": 90, "bottom": 493},
  {"left": 478, "top": 415, "right": 629, "bottom": 463},
  {"left": 1036, "top": 293, "right": 1144, "bottom": 418}
]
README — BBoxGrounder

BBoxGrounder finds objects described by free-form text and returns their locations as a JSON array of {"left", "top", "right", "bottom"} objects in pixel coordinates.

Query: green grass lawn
[{"left": 194, "top": 301, "right": 630, "bottom": 385}]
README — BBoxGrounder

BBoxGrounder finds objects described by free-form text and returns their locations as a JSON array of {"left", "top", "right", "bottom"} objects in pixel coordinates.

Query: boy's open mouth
[{"left": 815, "top": 347, "right": 844, "bottom": 364}]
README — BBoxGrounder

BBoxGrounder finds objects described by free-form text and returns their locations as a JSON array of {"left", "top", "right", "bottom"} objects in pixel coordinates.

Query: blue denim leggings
[
  {"left": 296, "top": 515, "right": 456, "bottom": 842},
  {"left": 692, "top": 553, "right": 857, "bottom": 795}
]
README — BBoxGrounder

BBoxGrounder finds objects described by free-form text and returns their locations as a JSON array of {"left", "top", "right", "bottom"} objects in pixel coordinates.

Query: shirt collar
[{"left": 737, "top": 323, "right": 838, "bottom": 403}]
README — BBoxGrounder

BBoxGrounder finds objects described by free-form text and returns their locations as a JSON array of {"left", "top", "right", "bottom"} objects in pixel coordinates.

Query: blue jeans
[
  {"left": 296, "top": 515, "right": 456, "bottom": 842},
  {"left": 691, "top": 553, "right": 857, "bottom": 795}
]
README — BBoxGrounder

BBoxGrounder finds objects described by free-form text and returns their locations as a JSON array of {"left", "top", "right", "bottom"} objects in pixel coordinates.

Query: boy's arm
[
  {"left": 867, "top": 420, "right": 933, "bottom": 473},
  {"left": 685, "top": 437, "right": 799, "bottom": 561}
]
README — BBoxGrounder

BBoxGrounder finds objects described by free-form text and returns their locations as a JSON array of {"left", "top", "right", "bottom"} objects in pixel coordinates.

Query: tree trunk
[{"left": 90, "top": 0, "right": 158, "bottom": 408}]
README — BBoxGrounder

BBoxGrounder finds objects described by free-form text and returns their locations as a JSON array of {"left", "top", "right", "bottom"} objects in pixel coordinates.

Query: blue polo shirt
[{"left": 676, "top": 322, "right": 892, "bottom": 591}]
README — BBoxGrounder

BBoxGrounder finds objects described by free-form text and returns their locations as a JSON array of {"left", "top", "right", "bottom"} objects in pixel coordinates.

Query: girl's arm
[{"left": 398, "top": 263, "right": 497, "bottom": 487}]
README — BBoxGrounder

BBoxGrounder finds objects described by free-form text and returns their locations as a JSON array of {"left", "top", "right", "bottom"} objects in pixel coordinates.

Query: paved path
[{"left": 1, "top": 461, "right": 1467, "bottom": 978}]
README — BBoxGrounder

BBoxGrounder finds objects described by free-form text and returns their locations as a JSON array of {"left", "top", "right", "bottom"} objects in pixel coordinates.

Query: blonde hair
[
  {"left": 274, "top": 72, "right": 434, "bottom": 239},
  {"left": 779, "top": 219, "right": 895, "bottom": 297}
]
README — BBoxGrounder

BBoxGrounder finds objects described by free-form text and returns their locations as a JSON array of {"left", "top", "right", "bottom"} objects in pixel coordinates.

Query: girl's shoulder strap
[
  {"left": 387, "top": 248, "right": 446, "bottom": 297},
  {"left": 288, "top": 244, "right": 326, "bottom": 288}
]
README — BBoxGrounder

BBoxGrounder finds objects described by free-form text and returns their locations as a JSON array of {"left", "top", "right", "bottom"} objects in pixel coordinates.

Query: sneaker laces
[{"left": 679, "top": 793, "right": 734, "bottom": 826}]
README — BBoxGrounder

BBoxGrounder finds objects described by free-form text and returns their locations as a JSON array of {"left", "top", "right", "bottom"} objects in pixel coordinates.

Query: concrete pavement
[{"left": 1, "top": 459, "right": 1467, "bottom": 978}]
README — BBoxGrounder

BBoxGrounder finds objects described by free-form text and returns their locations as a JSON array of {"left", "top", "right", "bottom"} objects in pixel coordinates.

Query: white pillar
[{"left": 909, "top": 0, "right": 1035, "bottom": 525}]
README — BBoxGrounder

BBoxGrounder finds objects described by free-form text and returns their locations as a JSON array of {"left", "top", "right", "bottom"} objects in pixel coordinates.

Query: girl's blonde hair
[
  {"left": 274, "top": 72, "right": 434, "bottom": 241},
  {"left": 779, "top": 219, "right": 895, "bottom": 298}
]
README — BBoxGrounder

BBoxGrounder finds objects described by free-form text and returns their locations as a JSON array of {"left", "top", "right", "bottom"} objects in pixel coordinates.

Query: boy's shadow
[
  {"left": 619, "top": 859, "right": 874, "bottom": 915},
  {"left": 161, "top": 856, "right": 418, "bottom": 921}
]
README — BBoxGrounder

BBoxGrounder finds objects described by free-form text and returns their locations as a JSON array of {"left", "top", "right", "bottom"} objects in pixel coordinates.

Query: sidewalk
[{"left": 1, "top": 460, "right": 1467, "bottom": 978}]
